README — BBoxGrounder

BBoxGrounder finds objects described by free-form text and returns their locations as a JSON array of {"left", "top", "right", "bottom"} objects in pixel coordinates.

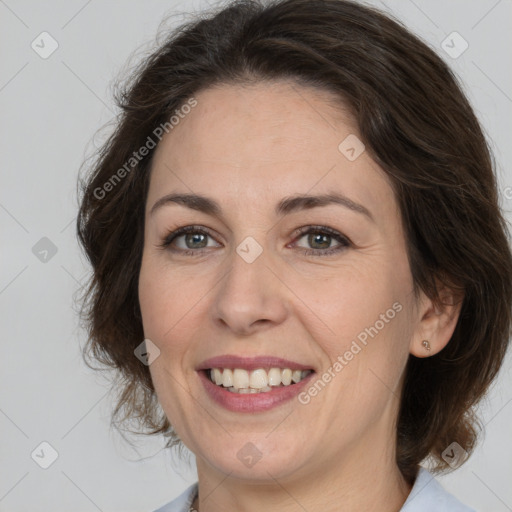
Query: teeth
[
  {"left": 213, "top": 368, "right": 223, "bottom": 385},
  {"left": 233, "top": 369, "right": 249, "bottom": 389},
  {"left": 222, "top": 369, "right": 233, "bottom": 387},
  {"left": 292, "top": 370, "right": 302, "bottom": 383},
  {"left": 268, "top": 368, "right": 281, "bottom": 386},
  {"left": 281, "top": 368, "right": 292, "bottom": 385},
  {"left": 208, "top": 367, "right": 312, "bottom": 393},
  {"left": 249, "top": 369, "right": 268, "bottom": 388}
]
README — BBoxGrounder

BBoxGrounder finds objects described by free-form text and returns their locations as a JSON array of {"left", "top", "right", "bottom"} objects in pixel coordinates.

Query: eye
[
  {"left": 290, "top": 225, "right": 351, "bottom": 256},
  {"left": 159, "top": 225, "right": 220, "bottom": 256},
  {"left": 159, "top": 224, "right": 352, "bottom": 257}
]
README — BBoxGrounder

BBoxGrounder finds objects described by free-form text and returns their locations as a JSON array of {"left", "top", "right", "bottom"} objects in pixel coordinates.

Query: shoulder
[
  {"left": 401, "top": 467, "right": 476, "bottom": 512},
  {"left": 151, "top": 482, "right": 198, "bottom": 512}
]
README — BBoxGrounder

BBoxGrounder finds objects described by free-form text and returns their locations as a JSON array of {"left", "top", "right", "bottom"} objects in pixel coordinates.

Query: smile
[{"left": 208, "top": 367, "right": 314, "bottom": 393}]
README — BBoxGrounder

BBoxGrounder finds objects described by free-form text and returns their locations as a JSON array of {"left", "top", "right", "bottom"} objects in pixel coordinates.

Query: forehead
[
  {"left": 155, "top": 80, "right": 356, "bottom": 165},
  {"left": 148, "top": 81, "right": 397, "bottom": 223}
]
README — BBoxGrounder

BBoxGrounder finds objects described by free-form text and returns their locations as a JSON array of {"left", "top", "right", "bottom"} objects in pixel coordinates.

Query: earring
[{"left": 422, "top": 340, "right": 431, "bottom": 351}]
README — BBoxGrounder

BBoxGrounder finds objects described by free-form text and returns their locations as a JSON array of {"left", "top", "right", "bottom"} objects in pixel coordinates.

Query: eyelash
[{"left": 159, "top": 225, "right": 352, "bottom": 257}]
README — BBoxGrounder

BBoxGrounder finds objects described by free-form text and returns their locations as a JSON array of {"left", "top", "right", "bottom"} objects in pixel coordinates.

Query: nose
[{"left": 210, "top": 244, "right": 289, "bottom": 336}]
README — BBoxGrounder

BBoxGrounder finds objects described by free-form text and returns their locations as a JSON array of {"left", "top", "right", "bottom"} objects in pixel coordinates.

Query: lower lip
[{"left": 197, "top": 370, "right": 315, "bottom": 413}]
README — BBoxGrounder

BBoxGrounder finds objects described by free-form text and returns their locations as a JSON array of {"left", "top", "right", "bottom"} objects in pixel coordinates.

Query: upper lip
[{"left": 196, "top": 355, "right": 314, "bottom": 372}]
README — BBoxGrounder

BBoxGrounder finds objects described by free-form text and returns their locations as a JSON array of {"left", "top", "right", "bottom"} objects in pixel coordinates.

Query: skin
[{"left": 138, "top": 81, "right": 462, "bottom": 512}]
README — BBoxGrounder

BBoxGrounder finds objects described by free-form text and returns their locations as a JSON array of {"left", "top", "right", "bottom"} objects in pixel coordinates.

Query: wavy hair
[{"left": 76, "top": 0, "right": 512, "bottom": 483}]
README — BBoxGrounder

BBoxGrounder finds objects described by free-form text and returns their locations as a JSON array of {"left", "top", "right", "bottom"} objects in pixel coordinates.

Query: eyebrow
[{"left": 150, "top": 192, "right": 374, "bottom": 222}]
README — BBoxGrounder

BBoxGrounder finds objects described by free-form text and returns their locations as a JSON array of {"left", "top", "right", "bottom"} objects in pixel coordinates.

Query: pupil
[
  {"left": 310, "top": 233, "right": 330, "bottom": 249},
  {"left": 186, "top": 233, "right": 207, "bottom": 248}
]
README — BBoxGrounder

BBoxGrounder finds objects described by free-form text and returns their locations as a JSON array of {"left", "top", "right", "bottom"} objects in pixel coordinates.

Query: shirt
[{"left": 152, "top": 467, "right": 476, "bottom": 512}]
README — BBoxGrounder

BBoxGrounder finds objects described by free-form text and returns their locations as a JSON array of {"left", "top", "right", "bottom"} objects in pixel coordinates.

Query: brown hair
[{"left": 77, "top": 0, "right": 512, "bottom": 483}]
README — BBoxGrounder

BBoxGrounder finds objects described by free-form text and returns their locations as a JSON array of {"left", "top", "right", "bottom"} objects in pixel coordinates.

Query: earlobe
[
  {"left": 409, "top": 286, "right": 464, "bottom": 358},
  {"left": 410, "top": 338, "right": 433, "bottom": 358}
]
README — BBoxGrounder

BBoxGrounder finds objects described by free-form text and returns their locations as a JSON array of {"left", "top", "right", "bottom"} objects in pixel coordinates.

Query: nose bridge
[{"left": 211, "top": 237, "right": 288, "bottom": 333}]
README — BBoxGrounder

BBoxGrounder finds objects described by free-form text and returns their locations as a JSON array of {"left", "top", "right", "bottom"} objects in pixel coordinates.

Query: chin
[{"left": 196, "top": 438, "right": 309, "bottom": 482}]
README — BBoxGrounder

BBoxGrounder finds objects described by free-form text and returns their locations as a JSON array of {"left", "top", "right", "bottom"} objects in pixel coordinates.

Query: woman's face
[{"left": 139, "top": 81, "right": 424, "bottom": 483}]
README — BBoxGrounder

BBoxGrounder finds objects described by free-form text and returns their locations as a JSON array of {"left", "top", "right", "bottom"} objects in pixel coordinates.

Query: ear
[{"left": 409, "top": 283, "right": 464, "bottom": 358}]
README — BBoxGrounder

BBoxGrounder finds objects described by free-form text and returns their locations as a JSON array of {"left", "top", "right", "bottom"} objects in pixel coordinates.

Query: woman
[{"left": 77, "top": 0, "right": 512, "bottom": 511}]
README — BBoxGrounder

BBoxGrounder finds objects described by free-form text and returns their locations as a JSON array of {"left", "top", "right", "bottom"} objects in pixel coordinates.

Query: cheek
[
  {"left": 311, "top": 304, "right": 412, "bottom": 435},
  {"left": 138, "top": 259, "right": 188, "bottom": 384},
  {"left": 305, "top": 252, "right": 413, "bottom": 384},
  {"left": 139, "top": 259, "right": 198, "bottom": 435},
  {"left": 138, "top": 252, "right": 202, "bottom": 340},
  {"left": 303, "top": 259, "right": 401, "bottom": 336}
]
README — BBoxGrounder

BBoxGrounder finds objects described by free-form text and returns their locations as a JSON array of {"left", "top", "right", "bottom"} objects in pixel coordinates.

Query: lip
[
  {"left": 198, "top": 368, "right": 316, "bottom": 413},
  {"left": 196, "top": 354, "right": 314, "bottom": 372}
]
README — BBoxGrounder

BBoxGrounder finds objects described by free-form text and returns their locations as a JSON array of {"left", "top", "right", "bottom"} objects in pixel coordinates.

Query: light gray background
[{"left": 1, "top": 0, "right": 511, "bottom": 511}]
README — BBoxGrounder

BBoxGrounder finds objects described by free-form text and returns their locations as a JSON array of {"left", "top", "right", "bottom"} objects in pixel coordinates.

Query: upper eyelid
[{"left": 163, "top": 225, "right": 219, "bottom": 244}]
